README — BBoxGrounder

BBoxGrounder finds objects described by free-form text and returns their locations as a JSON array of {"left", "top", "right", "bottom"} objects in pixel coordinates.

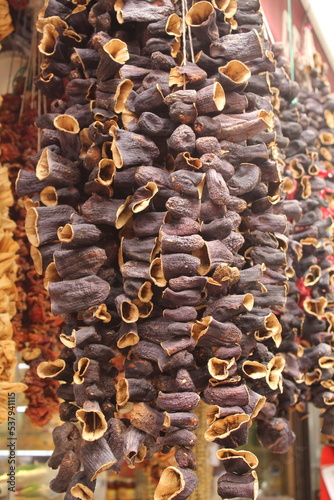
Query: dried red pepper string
[{"left": 1, "top": 93, "right": 63, "bottom": 426}]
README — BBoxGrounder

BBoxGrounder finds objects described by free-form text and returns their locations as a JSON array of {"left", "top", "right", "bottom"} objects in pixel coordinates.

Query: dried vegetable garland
[
  {"left": 272, "top": 44, "right": 334, "bottom": 440},
  {"left": 0, "top": 93, "right": 62, "bottom": 426},
  {"left": 18, "top": 0, "right": 334, "bottom": 498},
  {"left": 0, "top": 163, "right": 27, "bottom": 424}
]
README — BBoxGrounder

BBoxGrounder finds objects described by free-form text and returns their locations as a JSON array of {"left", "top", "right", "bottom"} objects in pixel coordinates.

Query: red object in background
[
  {"left": 295, "top": 277, "right": 311, "bottom": 310},
  {"left": 8, "top": 0, "right": 29, "bottom": 9},
  {"left": 320, "top": 446, "right": 334, "bottom": 500}
]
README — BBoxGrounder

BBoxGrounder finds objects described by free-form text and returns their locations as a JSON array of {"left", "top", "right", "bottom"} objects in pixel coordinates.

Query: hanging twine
[
  {"left": 180, "top": 0, "right": 195, "bottom": 64},
  {"left": 181, "top": 0, "right": 187, "bottom": 66},
  {"left": 188, "top": 25, "right": 195, "bottom": 63}
]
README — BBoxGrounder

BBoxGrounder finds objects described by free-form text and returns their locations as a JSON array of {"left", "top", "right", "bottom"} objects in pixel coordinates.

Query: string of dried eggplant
[{"left": 272, "top": 43, "right": 334, "bottom": 442}]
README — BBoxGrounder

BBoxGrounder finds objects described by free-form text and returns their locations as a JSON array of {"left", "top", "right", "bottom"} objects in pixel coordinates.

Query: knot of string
[{"left": 181, "top": 0, "right": 187, "bottom": 66}]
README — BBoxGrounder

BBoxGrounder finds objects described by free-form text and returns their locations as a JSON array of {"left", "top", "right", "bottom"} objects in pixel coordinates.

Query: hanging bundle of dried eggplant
[
  {"left": 19, "top": 0, "right": 334, "bottom": 498},
  {"left": 272, "top": 43, "right": 334, "bottom": 441},
  {"left": 240, "top": 40, "right": 305, "bottom": 452}
]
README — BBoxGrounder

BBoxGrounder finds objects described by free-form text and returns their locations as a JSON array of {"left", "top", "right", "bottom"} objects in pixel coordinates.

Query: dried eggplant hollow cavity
[{"left": 27, "top": 0, "right": 306, "bottom": 497}]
